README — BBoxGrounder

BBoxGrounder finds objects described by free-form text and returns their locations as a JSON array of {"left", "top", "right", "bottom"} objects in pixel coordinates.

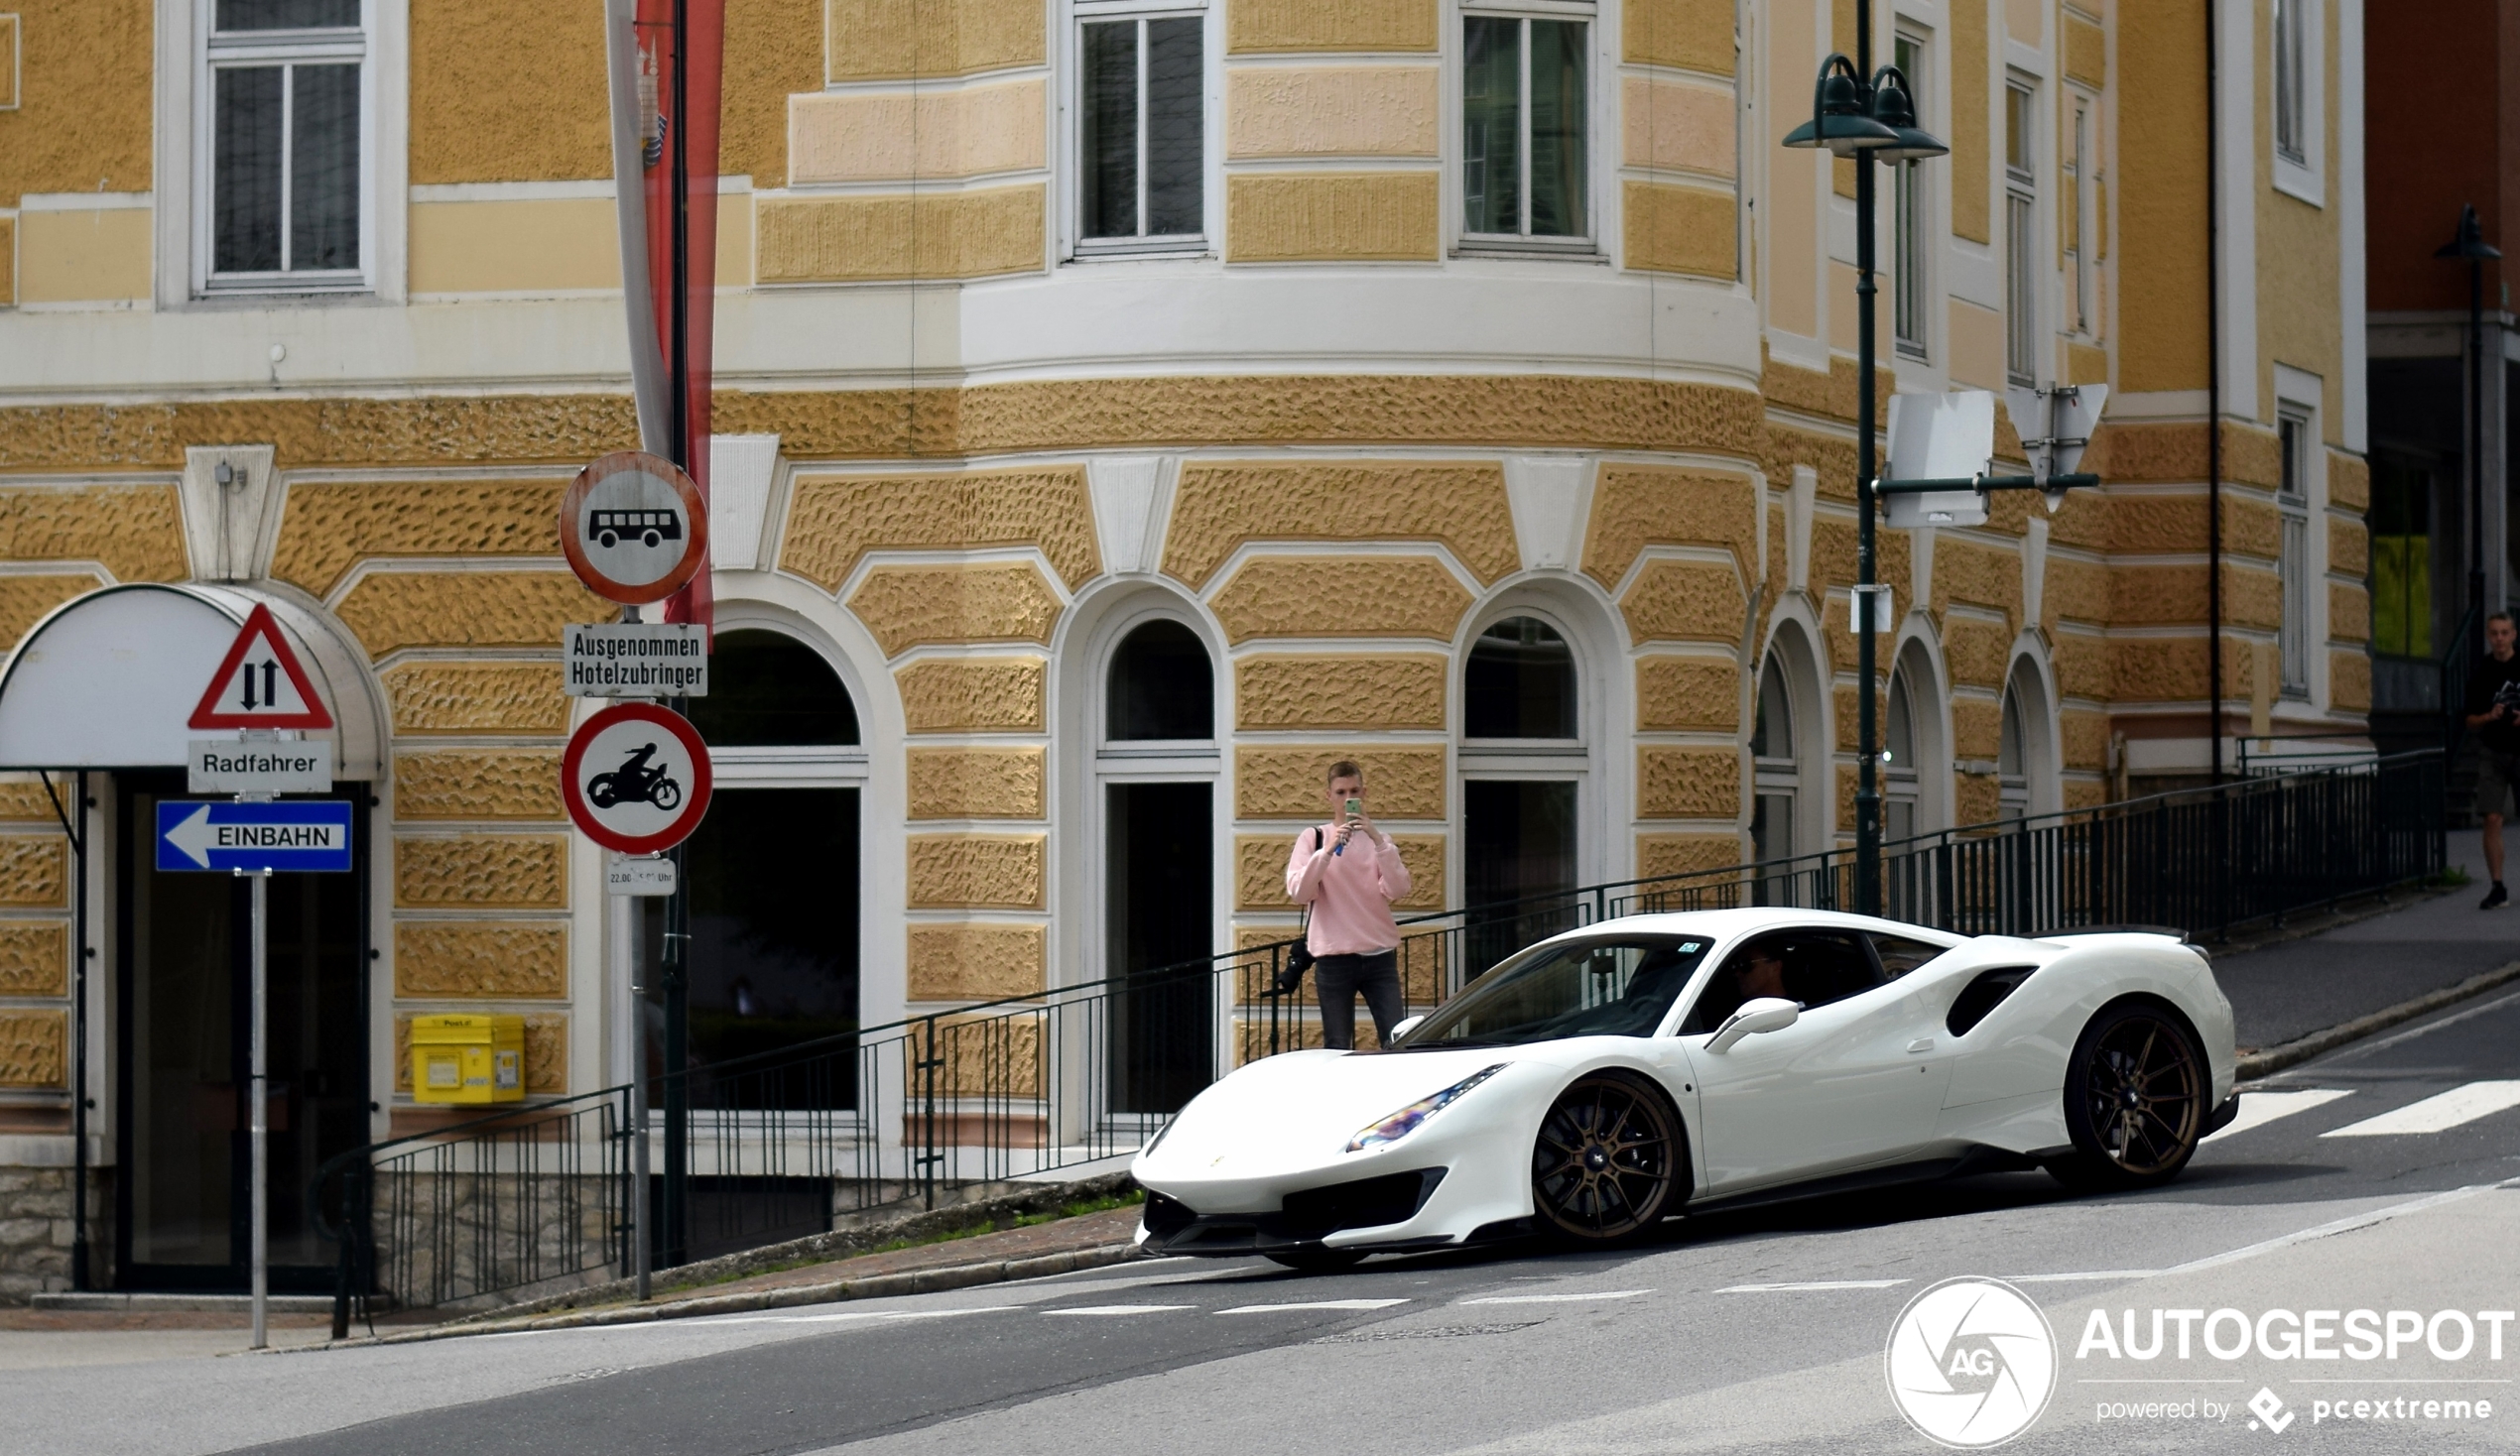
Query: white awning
[{"left": 0, "top": 584, "right": 385, "bottom": 780}]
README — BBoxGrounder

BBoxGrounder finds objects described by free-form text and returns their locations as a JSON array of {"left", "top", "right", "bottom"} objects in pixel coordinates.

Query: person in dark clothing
[{"left": 2464, "top": 612, "right": 2520, "bottom": 909}]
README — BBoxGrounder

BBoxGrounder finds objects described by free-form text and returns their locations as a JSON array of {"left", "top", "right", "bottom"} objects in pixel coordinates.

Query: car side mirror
[
  {"left": 1387, "top": 1014, "right": 1426, "bottom": 1041},
  {"left": 1705, "top": 997, "right": 1801, "bottom": 1054}
]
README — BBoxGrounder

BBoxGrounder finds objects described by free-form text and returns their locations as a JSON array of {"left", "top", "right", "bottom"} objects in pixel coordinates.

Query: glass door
[
  {"left": 1462, "top": 779, "right": 1577, "bottom": 978},
  {"left": 1105, "top": 781, "right": 1211, "bottom": 1113},
  {"left": 116, "top": 771, "right": 366, "bottom": 1291}
]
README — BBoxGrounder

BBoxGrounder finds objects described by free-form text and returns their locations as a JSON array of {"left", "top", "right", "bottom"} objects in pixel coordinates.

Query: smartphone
[{"left": 1344, "top": 797, "right": 1363, "bottom": 818}]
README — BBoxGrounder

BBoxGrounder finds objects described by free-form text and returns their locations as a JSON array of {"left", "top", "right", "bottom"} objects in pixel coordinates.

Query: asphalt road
[{"left": 20, "top": 989, "right": 2520, "bottom": 1456}]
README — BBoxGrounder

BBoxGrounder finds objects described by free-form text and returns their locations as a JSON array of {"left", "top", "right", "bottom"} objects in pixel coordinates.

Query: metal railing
[{"left": 315, "top": 751, "right": 2443, "bottom": 1318}]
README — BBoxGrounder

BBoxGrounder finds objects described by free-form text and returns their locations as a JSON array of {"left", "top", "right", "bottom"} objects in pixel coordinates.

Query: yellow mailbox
[{"left": 410, "top": 1014, "right": 526, "bottom": 1106}]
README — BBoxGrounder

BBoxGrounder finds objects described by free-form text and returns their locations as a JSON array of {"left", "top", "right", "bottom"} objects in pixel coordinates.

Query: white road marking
[
  {"left": 2004, "top": 1271, "right": 2164, "bottom": 1283},
  {"left": 2204, "top": 1088, "right": 2353, "bottom": 1141},
  {"left": 1040, "top": 1305, "right": 1195, "bottom": 1316},
  {"left": 2321, "top": 1081, "right": 2520, "bottom": 1137},
  {"left": 1460, "top": 1289, "right": 1652, "bottom": 1305},
  {"left": 2166, "top": 1184, "right": 2494, "bottom": 1274},
  {"left": 1715, "top": 1280, "right": 1908, "bottom": 1293},
  {"left": 1215, "top": 1299, "right": 1410, "bottom": 1314}
]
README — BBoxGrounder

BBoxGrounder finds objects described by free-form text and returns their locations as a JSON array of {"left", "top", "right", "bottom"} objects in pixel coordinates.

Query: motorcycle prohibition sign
[{"left": 563, "top": 701, "right": 712, "bottom": 855}]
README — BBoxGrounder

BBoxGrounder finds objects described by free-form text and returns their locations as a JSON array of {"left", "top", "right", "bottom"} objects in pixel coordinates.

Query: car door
[{"left": 1677, "top": 928, "right": 1953, "bottom": 1192}]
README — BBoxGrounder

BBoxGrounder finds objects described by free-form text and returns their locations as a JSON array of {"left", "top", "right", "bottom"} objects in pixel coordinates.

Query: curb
[
  {"left": 2235, "top": 959, "right": 2520, "bottom": 1082},
  {"left": 315, "top": 1242, "right": 1147, "bottom": 1349}
]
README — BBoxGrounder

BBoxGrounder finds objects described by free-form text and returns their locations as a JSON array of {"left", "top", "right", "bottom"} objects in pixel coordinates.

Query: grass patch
[
  {"left": 2432, "top": 866, "right": 2473, "bottom": 888},
  {"left": 1013, "top": 1190, "right": 1144, "bottom": 1228},
  {"left": 638, "top": 1187, "right": 1148, "bottom": 1299}
]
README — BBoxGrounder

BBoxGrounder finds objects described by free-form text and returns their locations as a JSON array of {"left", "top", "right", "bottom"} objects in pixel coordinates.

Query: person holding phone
[{"left": 1286, "top": 760, "right": 1412, "bottom": 1049}]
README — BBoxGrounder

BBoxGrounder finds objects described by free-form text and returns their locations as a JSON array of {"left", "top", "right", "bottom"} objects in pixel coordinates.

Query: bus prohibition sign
[
  {"left": 560, "top": 450, "right": 709, "bottom": 605},
  {"left": 562, "top": 701, "right": 712, "bottom": 854}
]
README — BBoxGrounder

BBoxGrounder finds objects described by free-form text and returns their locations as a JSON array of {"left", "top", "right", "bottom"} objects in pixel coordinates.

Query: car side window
[
  {"left": 1869, "top": 933, "right": 1952, "bottom": 979},
  {"left": 1678, "top": 929, "right": 1886, "bottom": 1034}
]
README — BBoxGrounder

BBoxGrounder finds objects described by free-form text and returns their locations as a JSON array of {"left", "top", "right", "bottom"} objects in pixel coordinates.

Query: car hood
[{"left": 1136, "top": 1046, "right": 1537, "bottom": 1181}]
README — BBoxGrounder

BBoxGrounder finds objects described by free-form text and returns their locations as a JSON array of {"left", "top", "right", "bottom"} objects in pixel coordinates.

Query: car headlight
[{"left": 1344, "top": 1064, "right": 1508, "bottom": 1153}]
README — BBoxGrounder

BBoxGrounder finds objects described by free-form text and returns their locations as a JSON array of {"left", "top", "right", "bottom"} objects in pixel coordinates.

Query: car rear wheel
[
  {"left": 2055, "top": 1001, "right": 2206, "bottom": 1190},
  {"left": 1531, "top": 1072, "right": 1681, "bottom": 1245},
  {"left": 1265, "top": 1248, "right": 1367, "bottom": 1273}
]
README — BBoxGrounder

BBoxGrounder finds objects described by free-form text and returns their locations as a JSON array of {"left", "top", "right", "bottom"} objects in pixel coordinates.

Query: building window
[
  {"left": 1098, "top": 616, "right": 1216, "bottom": 1111},
  {"left": 2369, "top": 454, "right": 2434, "bottom": 660},
  {"left": 1465, "top": 617, "right": 1576, "bottom": 739},
  {"left": 1078, "top": 11, "right": 1204, "bottom": 250},
  {"left": 2278, "top": 412, "right": 2313, "bottom": 696},
  {"left": 2004, "top": 80, "right": 2037, "bottom": 385},
  {"left": 1750, "top": 656, "right": 1797, "bottom": 865},
  {"left": 199, "top": 0, "right": 369, "bottom": 291},
  {"left": 2274, "top": 0, "right": 2308, "bottom": 165},
  {"left": 1461, "top": 9, "right": 1588, "bottom": 245},
  {"left": 2065, "top": 97, "right": 2089, "bottom": 336},
  {"left": 1892, "top": 31, "right": 1929, "bottom": 359},
  {"left": 672, "top": 631, "right": 864, "bottom": 1082}
]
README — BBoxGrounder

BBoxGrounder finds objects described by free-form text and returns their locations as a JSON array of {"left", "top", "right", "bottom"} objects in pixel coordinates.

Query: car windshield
[{"left": 1396, "top": 936, "right": 1713, "bottom": 1046}]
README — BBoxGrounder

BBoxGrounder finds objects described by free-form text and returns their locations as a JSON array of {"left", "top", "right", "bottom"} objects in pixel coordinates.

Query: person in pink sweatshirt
[{"left": 1285, "top": 759, "right": 1412, "bottom": 1049}]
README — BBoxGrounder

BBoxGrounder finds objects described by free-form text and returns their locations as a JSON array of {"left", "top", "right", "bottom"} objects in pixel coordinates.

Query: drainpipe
[{"left": 2205, "top": 0, "right": 2224, "bottom": 785}]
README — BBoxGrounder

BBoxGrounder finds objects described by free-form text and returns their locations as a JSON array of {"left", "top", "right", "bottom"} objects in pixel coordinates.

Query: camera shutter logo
[{"left": 1885, "top": 1277, "right": 2058, "bottom": 1448}]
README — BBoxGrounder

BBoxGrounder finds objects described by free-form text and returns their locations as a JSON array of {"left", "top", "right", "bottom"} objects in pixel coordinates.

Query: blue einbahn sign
[{"left": 156, "top": 800, "right": 353, "bottom": 873}]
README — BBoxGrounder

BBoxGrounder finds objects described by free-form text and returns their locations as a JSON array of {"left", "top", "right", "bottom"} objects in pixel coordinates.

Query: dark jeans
[{"left": 1314, "top": 950, "right": 1404, "bottom": 1050}]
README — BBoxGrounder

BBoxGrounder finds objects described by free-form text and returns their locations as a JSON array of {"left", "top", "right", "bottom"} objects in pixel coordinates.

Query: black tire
[
  {"left": 597, "top": 531, "right": 619, "bottom": 549},
  {"left": 1266, "top": 1248, "right": 1366, "bottom": 1274},
  {"left": 586, "top": 776, "right": 619, "bottom": 808},
  {"left": 1531, "top": 1071, "right": 1683, "bottom": 1246},
  {"left": 642, "top": 530, "right": 663, "bottom": 547},
  {"left": 650, "top": 779, "right": 682, "bottom": 810},
  {"left": 2055, "top": 1000, "right": 2207, "bottom": 1191}
]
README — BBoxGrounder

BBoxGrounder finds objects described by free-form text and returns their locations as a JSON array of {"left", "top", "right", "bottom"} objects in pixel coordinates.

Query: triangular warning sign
[{"left": 189, "top": 603, "right": 334, "bottom": 730}]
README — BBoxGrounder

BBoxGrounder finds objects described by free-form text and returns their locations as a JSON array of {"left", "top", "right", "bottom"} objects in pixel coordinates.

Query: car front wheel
[
  {"left": 1531, "top": 1072, "right": 1681, "bottom": 1245},
  {"left": 2056, "top": 1001, "right": 2206, "bottom": 1190}
]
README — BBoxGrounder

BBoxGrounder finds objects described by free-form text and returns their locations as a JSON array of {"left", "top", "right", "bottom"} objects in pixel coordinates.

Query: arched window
[
  {"left": 1106, "top": 619, "right": 1213, "bottom": 741},
  {"left": 1998, "top": 659, "right": 2054, "bottom": 819},
  {"left": 1465, "top": 616, "right": 1576, "bottom": 738},
  {"left": 665, "top": 628, "right": 861, "bottom": 1080},
  {"left": 1461, "top": 613, "right": 1585, "bottom": 971},
  {"left": 1885, "top": 669, "right": 1920, "bottom": 842},
  {"left": 1751, "top": 652, "right": 1798, "bottom": 863},
  {"left": 1099, "top": 616, "right": 1216, "bottom": 1113},
  {"left": 687, "top": 630, "right": 859, "bottom": 746}
]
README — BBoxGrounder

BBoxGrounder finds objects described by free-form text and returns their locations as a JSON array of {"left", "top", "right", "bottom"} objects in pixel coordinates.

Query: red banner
[{"left": 607, "top": 0, "right": 721, "bottom": 637}]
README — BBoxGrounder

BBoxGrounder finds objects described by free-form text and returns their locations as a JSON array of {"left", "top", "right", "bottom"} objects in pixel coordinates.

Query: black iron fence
[{"left": 315, "top": 752, "right": 2442, "bottom": 1317}]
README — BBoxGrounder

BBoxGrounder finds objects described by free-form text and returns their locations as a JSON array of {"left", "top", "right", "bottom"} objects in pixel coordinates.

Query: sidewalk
[{"left": 2212, "top": 839, "right": 2519, "bottom": 1053}]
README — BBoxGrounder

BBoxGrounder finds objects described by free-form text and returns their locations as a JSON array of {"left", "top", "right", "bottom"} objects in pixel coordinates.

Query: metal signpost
[
  {"left": 559, "top": 450, "right": 711, "bottom": 1299},
  {"left": 168, "top": 606, "right": 341, "bottom": 1350}
]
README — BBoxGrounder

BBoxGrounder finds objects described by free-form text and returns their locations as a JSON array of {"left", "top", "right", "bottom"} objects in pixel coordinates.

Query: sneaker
[{"left": 2484, "top": 883, "right": 2510, "bottom": 910}]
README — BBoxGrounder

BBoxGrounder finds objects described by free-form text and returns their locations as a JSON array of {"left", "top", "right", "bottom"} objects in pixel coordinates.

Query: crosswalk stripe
[
  {"left": 1041, "top": 1305, "right": 1194, "bottom": 1316},
  {"left": 1716, "top": 1280, "right": 1907, "bottom": 1292},
  {"left": 2323, "top": 1081, "right": 2520, "bottom": 1137},
  {"left": 2204, "top": 1088, "right": 2353, "bottom": 1141},
  {"left": 1216, "top": 1298, "right": 1409, "bottom": 1314},
  {"left": 1461, "top": 1289, "right": 1652, "bottom": 1305}
]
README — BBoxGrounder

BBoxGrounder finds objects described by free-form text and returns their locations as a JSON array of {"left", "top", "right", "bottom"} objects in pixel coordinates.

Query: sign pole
[
  {"left": 248, "top": 863, "right": 268, "bottom": 1349},
  {"left": 620, "top": 855, "right": 649, "bottom": 1301}
]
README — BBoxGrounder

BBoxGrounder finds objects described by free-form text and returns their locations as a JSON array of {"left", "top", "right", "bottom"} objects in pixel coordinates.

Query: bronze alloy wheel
[
  {"left": 1531, "top": 1073, "right": 1681, "bottom": 1244},
  {"left": 2061, "top": 1003, "right": 2205, "bottom": 1188}
]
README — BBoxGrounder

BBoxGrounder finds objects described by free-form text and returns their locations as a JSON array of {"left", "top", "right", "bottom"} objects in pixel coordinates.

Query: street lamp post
[
  {"left": 1783, "top": 9, "right": 1946, "bottom": 915},
  {"left": 2438, "top": 203, "right": 2500, "bottom": 668}
]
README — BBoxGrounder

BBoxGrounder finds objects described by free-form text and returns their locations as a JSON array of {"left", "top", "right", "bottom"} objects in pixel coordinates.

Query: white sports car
[{"left": 1133, "top": 908, "right": 2238, "bottom": 1270}]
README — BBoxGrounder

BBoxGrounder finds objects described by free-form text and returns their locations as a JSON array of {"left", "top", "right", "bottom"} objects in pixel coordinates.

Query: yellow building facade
[{"left": 0, "top": 0, "right": 2363, "bottom": 1296}]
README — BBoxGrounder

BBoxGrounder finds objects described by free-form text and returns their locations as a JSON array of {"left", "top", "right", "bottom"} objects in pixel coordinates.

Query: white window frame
[
  {"left": 1891, "top": 27, "right": 1932, "bottom": 360},
  {"left": 2276, "top": 407, "right": 2315, "bottom": 698},
  {"left": 1066, "top": 0, "right": 1211, "bottom": 261},
  {"left": 2271, "top": 0, "right": 2325, "bottom": 206},
  {"left": 1453, "top": 0, "right": 1599, "bottom": 257},
  {"left": 2065, "top": 91, "right": 2092, "bottom": 337},
  {"left": 2003, "top": 76, "right": 2038, "bottom": 387},
  {"left": 159, "top": 0, "right": 406, "bottom": 306}
]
